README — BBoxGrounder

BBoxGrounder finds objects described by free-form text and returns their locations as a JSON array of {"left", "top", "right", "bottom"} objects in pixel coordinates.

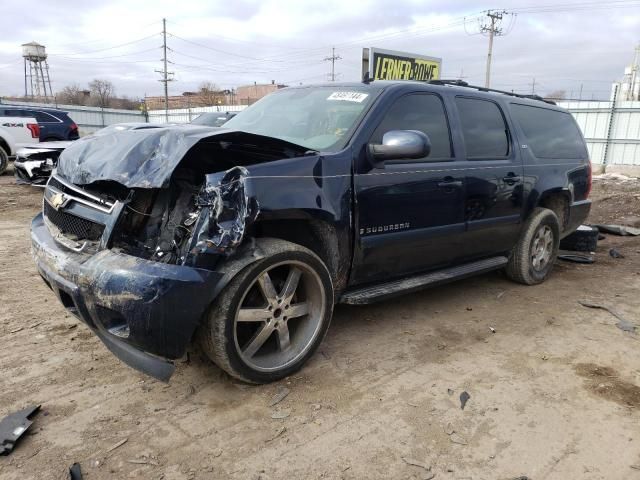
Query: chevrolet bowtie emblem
[{"left": 50, "top": 192, "right": 67, "bottom": 210}]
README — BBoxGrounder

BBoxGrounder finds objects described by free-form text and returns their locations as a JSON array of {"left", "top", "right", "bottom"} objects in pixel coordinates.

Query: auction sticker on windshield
[{"left": 327, "top": 92, "right": 369, "bottom": 103}]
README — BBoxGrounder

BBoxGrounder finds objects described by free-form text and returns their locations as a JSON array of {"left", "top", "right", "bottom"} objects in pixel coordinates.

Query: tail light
[
  {"left": 70, "top": 122, "right": 78, "bottom": 133},
  {"left": 585, "top": 161, "right": 592, "bottom": 199},
  {"left": 27, "top": 123, "right": 40, "bottom": 139}
]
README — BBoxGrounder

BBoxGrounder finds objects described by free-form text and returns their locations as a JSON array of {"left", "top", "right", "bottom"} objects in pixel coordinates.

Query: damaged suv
[{"left": 31, "top": 80, "right": 591, "bottom": 383}]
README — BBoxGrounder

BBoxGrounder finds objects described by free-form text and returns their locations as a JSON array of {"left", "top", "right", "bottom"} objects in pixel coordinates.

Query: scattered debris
[
  {"left": 631, "top": 465, "right": 640, "bottom": 470},
  {"left": 271, "top": 409, "right": 291, "bottom": 419},
  {"left": 265, "top": 426, "right": 286, "bottom": 442},
  {"left": 269, "top": 387, "right": 290, "bottom": 407},
  {"left": 447, "top": 388, "right": 454, "bottom": 396},
  {"left": 592, "top": 224, "right": 640, "bottom": 236},
  {"left": 0, "top": 405, "right": 41, "bottom": 455},
  {"left": 511, "top": 477, "right": 531, "bottom": 480},
  {"left": 496, "top": 291, "right": 506, "bottom": 299},
  {"left": 69, "top": 462, "right": 83, "bottom": 480},
  {"left": 406, "top": 402, "right": 419, "bottom": 408},
  {"left": 127, "top": 458, "right": 160, "bottom": 466},
  {"left": 8, "top": 326, "right": 23, "bottom": 334},
  {"left": 466, "top": 307, "right": 473, "bottom": 311},
  {"left": 489, "top": 326, "right": 496, "bottom": 333},
  {"left": 444, "top": 423, "right": 455, "bottom": 435},
  {"left": 105, "top": 438, "right": 128, "bottom": 454},
  {"left": 560, "top": 225, "right": 599, "bottom": 251},
  {"left": 558, "top": 253, "right": 594, "bottom": 264},
  {"left": 541, "top": 354, "right": 549, "bottom": 361},
  {"left": 450, "top": 433, "right": 468, "bottom": 445},
  {"left": 401, "top": 457, "right": 431, "bottom": 470},
  {"left": 421, "top": 473, "right": 436, "bottom": 480},
  {"left": 460, "top": 391, "right": 471, "bottom": 410},
  {"left": 212, "top": 448, "right": 223, "bottom": 458},
  {"left": 578, "top": 301, "right": 637, "bottom": 333},
  {"left": 609, "top": 248, "right": 625, "bottom": 258}
]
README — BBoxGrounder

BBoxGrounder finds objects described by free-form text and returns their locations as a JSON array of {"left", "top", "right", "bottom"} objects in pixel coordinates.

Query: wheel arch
[{"left": 529, "top": 188, "right": 571, "bottom": 235}]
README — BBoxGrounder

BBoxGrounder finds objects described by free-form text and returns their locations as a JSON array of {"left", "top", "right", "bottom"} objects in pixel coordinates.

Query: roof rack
[{"left": 427, "top": 79, "right": 557, "bottom": 105}]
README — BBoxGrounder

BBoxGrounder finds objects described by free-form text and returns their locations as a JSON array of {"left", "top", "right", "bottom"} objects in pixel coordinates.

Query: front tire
[
  {"left": 198, "top": 239, "right": 334, "bottom": 383},
  {"left": 506, "top": 208, "right": 560, "bottom": 285}
]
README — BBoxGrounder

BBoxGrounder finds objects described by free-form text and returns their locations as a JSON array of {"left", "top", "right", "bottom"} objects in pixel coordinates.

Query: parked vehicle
[
  {"left": 191, "top": 111, "right": 237, "bottom": 127},
  {"left": 14, "top": 123, "right": 162, "bottom": 184},
  {"left": 30, "top": 80, "right": 591, "bottom": 383},
  {"left": 0, "top": 106, "right": 79, "bottom": 141},
  {"left": 0, "top": 114, "right": 40, "bottom": 174}
]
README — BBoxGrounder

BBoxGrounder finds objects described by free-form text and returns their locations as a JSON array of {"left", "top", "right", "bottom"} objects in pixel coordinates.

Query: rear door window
[
  {"left": 34, "top": 111, "right": 60, "bottom": 122},
  {"left": 371, "top": 93, "right": 452, "bottom": 160},
  {"left": 510, "top": 103, "right": 587, "bottom": 159},
  {"left": 455, "top": 97, "right": 510, "bottom": 159}
]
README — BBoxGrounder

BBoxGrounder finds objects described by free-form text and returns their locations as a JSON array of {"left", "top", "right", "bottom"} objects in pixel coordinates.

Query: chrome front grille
[
  {"left": 43, "top": 174, "right": 122, "bottom": 251},
  {"left": 43, "top": 201, "right": 104, "bottom": 241},
  {"left": 47, "top": 175, "right": 116, "bottom": 214}
]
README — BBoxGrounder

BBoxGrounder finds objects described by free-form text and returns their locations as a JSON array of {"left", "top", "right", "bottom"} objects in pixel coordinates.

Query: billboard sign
[{"left": 362, "top": 47, "right": 441, "bottom": 82}]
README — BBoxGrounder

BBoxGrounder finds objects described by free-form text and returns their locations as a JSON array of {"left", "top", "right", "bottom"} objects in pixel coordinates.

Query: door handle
[
  {"left": 437, "top": 179, "right": 463, "bottom": 189},
  {"left": 502, "top": 174, "right": 521, "bottom": 185}
]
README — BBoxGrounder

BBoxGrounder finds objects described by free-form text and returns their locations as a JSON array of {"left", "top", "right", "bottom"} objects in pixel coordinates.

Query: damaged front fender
[{"left": 185, "top": 166, "right": 259, "bottom": 263}]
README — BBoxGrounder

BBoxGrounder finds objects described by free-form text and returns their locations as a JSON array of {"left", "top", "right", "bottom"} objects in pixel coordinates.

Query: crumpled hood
[{"left": 55, "top": 125, "right": 307, "bottom": 189}]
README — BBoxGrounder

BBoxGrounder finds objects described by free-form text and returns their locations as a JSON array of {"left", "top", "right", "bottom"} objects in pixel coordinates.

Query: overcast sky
[{"left": 0, "top": 0, "right": 638, "bottom": 100}]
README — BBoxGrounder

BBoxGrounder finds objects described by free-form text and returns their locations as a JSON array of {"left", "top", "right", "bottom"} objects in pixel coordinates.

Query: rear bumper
[
  {"left": 565, "top": 199, "right": 592, "bottom": 237},
  {"left": 31, "top": 213, "right": 224, "bottom": 381}
]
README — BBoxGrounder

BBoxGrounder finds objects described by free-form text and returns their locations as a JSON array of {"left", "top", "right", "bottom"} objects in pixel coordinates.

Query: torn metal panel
[
  {"left": 56, "top": 126, "right": 310, "bottom": 189},
  {"left": 187, "top": 166, "right": 259, "bottom": 259},
  {"left": 0, "top": 405, "right": 40, "bottom": 455}
]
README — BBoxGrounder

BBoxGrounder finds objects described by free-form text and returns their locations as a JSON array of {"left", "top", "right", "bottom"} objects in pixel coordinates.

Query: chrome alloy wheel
[
  {"left": 233, "top": 260, "right": 327, "bottom": 372},
  {"left": 531, "top": 225, "right": 554, "bottom": 271}
]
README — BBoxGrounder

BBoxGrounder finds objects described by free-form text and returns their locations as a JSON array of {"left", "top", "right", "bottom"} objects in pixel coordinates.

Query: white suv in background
[{"left": 0, "top": 114, "right": 40, "bottom": 174}]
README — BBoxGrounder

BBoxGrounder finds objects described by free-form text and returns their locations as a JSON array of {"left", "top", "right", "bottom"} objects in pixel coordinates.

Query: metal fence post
[{"left": 603, "top": 84, "right": 618, "bottom": 169}]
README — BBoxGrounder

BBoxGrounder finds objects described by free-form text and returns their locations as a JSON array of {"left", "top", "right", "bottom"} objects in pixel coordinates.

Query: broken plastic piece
[
  {"left": 609, "top": 248, "right": 625, "bottom": 258},
  {"left": 558, "top": 253, "right": 595, "bottom": 264},
  {"left": 460, "top": 391, "right": 471, "bottom": 410},
  {"left": 578, "top": 301, "right": 637, "bottom": 333},
  {"left": 69, "top": 462, "right": 83, "bottom": 480},
  {"left": 0, "top": 405, "right": 41, "bottom": 455},
  {"left": 592, "top": 224, "right": 640, "bottom": 236}
]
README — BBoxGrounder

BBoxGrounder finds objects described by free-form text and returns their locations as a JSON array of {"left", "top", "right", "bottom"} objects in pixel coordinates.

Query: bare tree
[
  {"left": 89, "top": 79, "right": 115, "bottom": 108},
  {"left": 57, "top": 84, "right": 90, "bottom": 105},
  {"left": 198, "top": 81, "right": 223, "bottom": 106}
]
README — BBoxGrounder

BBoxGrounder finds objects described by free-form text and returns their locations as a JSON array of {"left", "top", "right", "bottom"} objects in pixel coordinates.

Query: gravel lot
[{"left": 1, "top": 166, "right": 639, "bottom": 480}]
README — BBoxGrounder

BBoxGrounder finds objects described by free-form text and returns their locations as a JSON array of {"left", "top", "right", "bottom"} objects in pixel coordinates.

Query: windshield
[{"left": 223, "top": 87, "right": 377, "bottom": 152}]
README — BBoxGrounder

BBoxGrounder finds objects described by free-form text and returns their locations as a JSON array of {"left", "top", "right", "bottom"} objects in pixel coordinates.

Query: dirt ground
[{"left": 1, "top": 166, "right": 640, "bottom": 480}]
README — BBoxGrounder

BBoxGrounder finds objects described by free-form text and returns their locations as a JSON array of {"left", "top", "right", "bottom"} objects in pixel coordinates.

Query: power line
[{"left": 49, "top": 33, "right": 160, "bottom": 56}]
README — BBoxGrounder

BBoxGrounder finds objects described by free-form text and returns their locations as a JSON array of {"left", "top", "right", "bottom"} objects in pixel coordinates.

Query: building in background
[
  {"left": 236, "top": 81, "right": 287, "bottom": 105},
  {"left": 612, "top": 45, "right": 640, "bottom": 101},
  {"left": 145, "top": 89, "right": 235, "bottom": 110}
]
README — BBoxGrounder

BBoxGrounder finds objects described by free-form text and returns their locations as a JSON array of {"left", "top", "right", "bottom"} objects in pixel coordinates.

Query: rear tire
[
  {"left": 506, "top": 208, "right": 560, "bottom": 285},
  {"left": 0, "top": 146, "right": 8, "bottom": 175},
  {"left": 198, "top": 238, "right": 334, "bottom": 384}
]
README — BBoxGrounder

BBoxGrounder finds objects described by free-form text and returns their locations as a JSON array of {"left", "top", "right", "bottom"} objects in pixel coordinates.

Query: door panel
[
  {"left": 353, "top": 164, "right": 465, "bottom": 283},
  {"left": 452, "top": 97, "right": 524, "bottom": 259},
  {"left": 351, "top": 92, "right": 466, "bottom": 284}
]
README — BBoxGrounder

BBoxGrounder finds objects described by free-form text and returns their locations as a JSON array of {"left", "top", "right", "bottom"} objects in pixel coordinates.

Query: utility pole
[
  {"left": 155, "top": 18, "right": 174, "bottom": 123},
  {"left": 324, "top": 47, "right": 342, "bottom": 82},
  {"left": 480, "top": 10, "right": 512, "bottom": 88},
  {"left": 531, "top": 77, "right": 536, "bottom": 95}
]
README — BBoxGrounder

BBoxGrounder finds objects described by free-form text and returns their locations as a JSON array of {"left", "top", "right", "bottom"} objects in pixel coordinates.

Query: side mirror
[{"left": 368, "top": 130, "right": 431, "bottom": 167}]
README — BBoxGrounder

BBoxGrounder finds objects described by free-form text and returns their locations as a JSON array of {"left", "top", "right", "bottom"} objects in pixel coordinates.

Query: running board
[{"left": 340, "top": 256, "right": 508, "bottom": 305}]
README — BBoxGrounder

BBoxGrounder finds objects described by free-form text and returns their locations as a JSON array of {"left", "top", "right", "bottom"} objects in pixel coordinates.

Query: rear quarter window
[
  {"left": 455, "top": 97, "right": 510, "bottom": 159},
  {"left": 510, "top": 103, "right": 587, "bottom": 159}
]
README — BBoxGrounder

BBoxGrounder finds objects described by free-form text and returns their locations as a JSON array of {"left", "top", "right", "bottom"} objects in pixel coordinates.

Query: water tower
[{"left": 22, "top": 41, "right": 53, "bottom": 100}]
